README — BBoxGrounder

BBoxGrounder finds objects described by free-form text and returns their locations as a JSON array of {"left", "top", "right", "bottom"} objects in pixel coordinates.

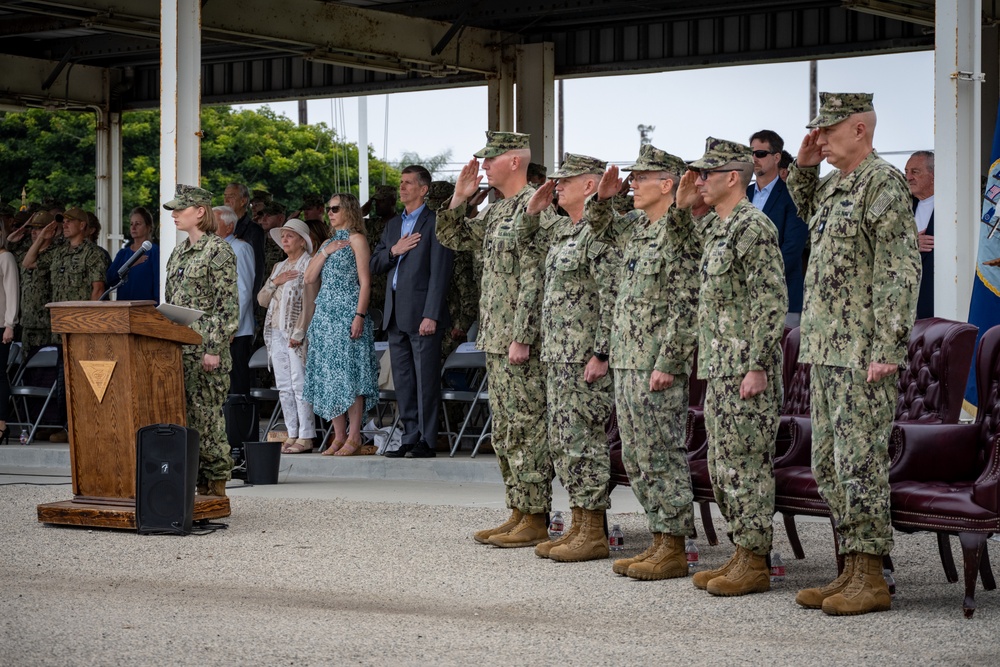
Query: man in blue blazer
[
  {"left": 748, "top": 130, "right": 809, "bottom": 326},
  {"left": 371, "top": 166, "right": 455, "bottom": 458}
]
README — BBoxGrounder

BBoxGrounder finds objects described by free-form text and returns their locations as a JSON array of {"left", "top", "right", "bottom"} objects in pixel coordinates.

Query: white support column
[
  {"left": 934, "top": 0, "right": 982, "bottom": 321},
  {"left": 487, "top": 53, "right": 515, "bottom": 133},
  {"left": 359, "top": 96, "right": 369, "bottom": 200},
  {"left": 515, "top": 43, "right": 555, "bottom": 172},
  {"left": 94, "top": 106, "right": 111, "bottom": 252},
  {"left": 160, "top": 0, "right": 202, "bottom": 301},
  {"left": 108, "top": 111, "right": 123, "bottom": 252}
]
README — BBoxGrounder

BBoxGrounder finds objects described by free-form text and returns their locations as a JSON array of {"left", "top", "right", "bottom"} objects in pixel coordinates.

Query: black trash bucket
[{"left": 244, "top": 441, "right": 282, "bottom": 485}]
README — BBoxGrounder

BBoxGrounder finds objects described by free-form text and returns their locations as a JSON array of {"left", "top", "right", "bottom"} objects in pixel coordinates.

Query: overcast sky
[{"left": 239, "top": 50, "right": 934, "bottom": 182}]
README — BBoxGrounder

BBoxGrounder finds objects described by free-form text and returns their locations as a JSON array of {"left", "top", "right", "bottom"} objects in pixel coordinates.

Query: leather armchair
[
  {"left": 888, "top": 323, "right": 1000, "bottom": 617},
  {"left": 773, "top": 317, "right": 979, "bottom": 561}
]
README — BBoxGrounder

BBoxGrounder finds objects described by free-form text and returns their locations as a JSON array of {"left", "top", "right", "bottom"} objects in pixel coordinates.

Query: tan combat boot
[
  {"left": 488, "top": 513, "right": 548, "bottom": 548},
  {"left": 822, "top": 552, "right": 891, "bottom": 616},
  {"left": 206, "top": 479, "right": 227, "bottom": 497},
  {"left": 550, "top": 509, "right": 610, "bottom": 562},
  {"left": 626, "top": 535, "right": 688, "bottom": 580},
  {"left": 706, "top": 546, "right": 770, "bottom": 596},
  {"left": 536, "top": 507, "right": 581, "bottom": 558},
  {"left": 796, "top": 553, "right": 856, "bottom": 608},
  {"left": 612, "top": 533, "right": 662, "bottom": 575},
  {"left": 693, "top": 549, "right": 740, "bottom": 590},
  {"left": 474, "top": 509, "right": 523, "bottom": 544}
]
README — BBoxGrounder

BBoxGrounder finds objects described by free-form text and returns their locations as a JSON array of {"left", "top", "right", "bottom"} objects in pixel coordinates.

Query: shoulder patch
[
  {"left": 210, "top": 246, "right": 234, "bottom": 271},
  {"left": 587, "top": 241, "right": 608, "bottom": 260},
  {"left": 735, "top": 227, "right": 759, "bottom": 257},
  {"left": 869, "top": 191, "right": 893, "bottom": 219}
]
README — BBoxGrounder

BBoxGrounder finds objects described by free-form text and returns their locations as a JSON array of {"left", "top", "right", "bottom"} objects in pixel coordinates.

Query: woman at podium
[{"left": 163, "top": 185, "right": 239, "bottom": 497}]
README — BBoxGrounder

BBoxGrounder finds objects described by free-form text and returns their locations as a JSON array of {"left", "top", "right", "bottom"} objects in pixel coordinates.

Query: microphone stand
[{"left": 98, "top": 272, "right": 128, "bottom": 302}]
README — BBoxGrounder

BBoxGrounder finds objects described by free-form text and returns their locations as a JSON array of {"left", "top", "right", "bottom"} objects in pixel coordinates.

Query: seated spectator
[{"left": 106, "top": 207, "right": 160, "bottom": 302}]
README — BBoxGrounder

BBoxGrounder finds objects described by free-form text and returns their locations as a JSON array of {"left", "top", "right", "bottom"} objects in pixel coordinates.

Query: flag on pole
[{"left": 964, "top": 106, "right": 1000, "bottom": 413}]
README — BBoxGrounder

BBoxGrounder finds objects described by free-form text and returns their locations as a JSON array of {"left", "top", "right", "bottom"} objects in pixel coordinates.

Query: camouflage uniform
[
  {"left": 263, "top": 235, "right": 285, "bottom": 284},
  {"left": 436, "top": 132, "right": 552, "bottom": 515},
  {"left": 689, "top": 139, "right": 787, "bottom": 556},
  {"left": 787, "top": 94, "right": 920, "bottom": 557},
  {"left": 528, "top": 154, "right": 622, "bottom": 511},
  {"left": 163, "top": 185, "right": 240, "bottom": 486},
  {"left": 587, "top": 145, "right": 701, "bottom": 536},
  {"left": 366, "top": 184, "right": 398, "bottom": 333},
  {"left": 35, "top": 238, "right": 109, "bottom": 304},
  {"left": 14, "top": 213, "right": 53, "bottom": 350}
]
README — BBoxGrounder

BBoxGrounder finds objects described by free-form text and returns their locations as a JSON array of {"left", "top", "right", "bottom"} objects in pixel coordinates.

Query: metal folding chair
[
  {"left": 9, "top": 347, "right": 61, "bottom": 445},
  {"left": 440, "top": 342, "right": 491, "bottom": 457},
  {"left": 248, "top": 346, "right": 281, "bottom": 437}
]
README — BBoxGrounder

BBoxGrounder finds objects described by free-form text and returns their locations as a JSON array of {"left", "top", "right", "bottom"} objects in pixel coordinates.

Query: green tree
[
  {"left": 396, "top": 149, "right": 454, "bottom": 181},
  {"left": 0, "top": 106, "right": 400, "bottom": 234}
]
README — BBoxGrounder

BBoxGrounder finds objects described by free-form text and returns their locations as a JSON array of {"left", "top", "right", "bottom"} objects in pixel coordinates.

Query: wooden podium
[{"left": 37, "top": 301, "right": 231, "bottom": 528}]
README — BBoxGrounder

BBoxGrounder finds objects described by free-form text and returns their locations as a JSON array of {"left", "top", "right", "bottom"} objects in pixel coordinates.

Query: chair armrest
[
  {"left": 774, "top": 415, "right": 811, "bottom": 468},
  {"left": 888, "top": 422, "right": 980, "bottom": 483},
  {"left": 686, "top": 408, "right": 708, "bottom": 460}
]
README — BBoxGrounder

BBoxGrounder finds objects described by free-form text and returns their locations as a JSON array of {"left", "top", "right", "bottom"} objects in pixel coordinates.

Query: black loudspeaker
[{"left": 136, "top": 424, "right": 199, "bottom": 535}]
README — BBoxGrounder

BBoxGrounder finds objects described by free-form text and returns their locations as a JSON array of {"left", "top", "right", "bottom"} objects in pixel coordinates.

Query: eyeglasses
[
  {"left": 327, "top": 205, "right": 341, "bottom": 213},
  {"left": 697, "top": 169, "right": 738, "bottom": 181},
  {"left": 751, "top": 150, "right": 778, "bottom": 159},
  {"left": 632, "top": 174, "right": 668, "bottom": 184}
]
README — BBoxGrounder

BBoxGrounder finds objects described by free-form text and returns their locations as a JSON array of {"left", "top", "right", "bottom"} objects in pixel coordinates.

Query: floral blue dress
[{"left": 303, "top": 229, "right": 379, "bottom": 420}]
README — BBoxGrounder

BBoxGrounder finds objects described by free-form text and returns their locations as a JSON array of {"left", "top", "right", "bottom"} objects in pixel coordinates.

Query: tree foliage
[
  {"left": 396, "top": 149, "right": 454, "bottom": 181},
  {"left": 0, "top": 106, "right": 400, "bottom": 233}
]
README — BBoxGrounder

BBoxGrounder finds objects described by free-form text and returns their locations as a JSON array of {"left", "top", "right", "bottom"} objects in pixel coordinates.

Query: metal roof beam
[{"left": 0, "top": 52, "right": 110, "bottom": 108}]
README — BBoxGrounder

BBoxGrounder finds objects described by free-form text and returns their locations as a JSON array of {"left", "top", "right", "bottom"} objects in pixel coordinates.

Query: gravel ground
[{"left": 1, "top": 484, "right": 998, "bottom": 666}]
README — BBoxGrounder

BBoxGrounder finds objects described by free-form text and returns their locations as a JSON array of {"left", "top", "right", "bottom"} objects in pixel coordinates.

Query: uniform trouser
[
  {"left": 704, "top": 371, "right": 781, "bottom": 556},
  {"left": 546, "top": 362, "right": 613, "bottom": 511},
  {"left": 485, "top": 351, "right": 552, "bottom": 515},
  {"left": 614, "top": 368, "right": 694, "bottom": 536},
  {"left": 810, "top": 365, "right": 894, "bottom": 556},
  {"left": 270, "top": 329, "right": 315, "bottom": 439},
  {"left": 183, "top": 351, "right": 233, "bottom": 484}
]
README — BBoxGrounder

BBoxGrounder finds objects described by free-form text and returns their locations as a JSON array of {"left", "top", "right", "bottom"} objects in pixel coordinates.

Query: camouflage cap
[
  {"left": 250, "top": 189, "right": 272, "bottom": 203},
  {"left": 62, "top": 207, "right": 89, "bottom": 222},
  {"left": 473, "top": 130, "right": 531, "bottom": 158},
  {"left": 301, "top": 193, "right": 325, "bottom": 209},
  {"left": 550, "top": 153, "right": 606, "bottom": 179},
  {"left": 26, "top": 211, "right": 54, "bottom": 227},
  {"left": 427, "top": 180, "right": 455, "bottom": 201},
  {"left": 262, "top": 201, "right": 286, "bottom": 217},
  {"left": 13, "top": 210, "right": 32, "bottom": 225},
  {"left": 807, "top": 92, "right": 875, "bottom": 129},
  {"left": 163, "top": 184, "right": 213, "bottom": 210},
  {"left": 687, "top": 137, "right": 753, "bottom": 170},
  {"left": 624, "top": 143, "right": 687, "bottom": 175},
  {"left": 373, "top": 184, "right": 397, "bottom": 201}
]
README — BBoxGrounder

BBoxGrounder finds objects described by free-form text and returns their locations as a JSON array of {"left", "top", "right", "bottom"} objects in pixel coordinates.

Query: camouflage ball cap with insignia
[
  {"left": 806, "top": 92, "right": 875, "bottom": 129},
  {"left": 163, "top": 184, "right": 213, "bottom": 210},
  {"left": 624, "top": 144, "right": 687, "bottom": 175},
  {"left": 473, "top": 130, "right": 531, "bottom": 158},
  {"left": 426, "top": 181, "right": 455, "bottom": 209},
  {"left": 550, "top": 153, "right": 607, "bottom": 179},
  {"left": 687, "top": 137, "right": 753, "bottom": 170}
]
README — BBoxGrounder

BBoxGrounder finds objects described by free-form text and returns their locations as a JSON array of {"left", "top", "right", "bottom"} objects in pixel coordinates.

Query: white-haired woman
[{"left": 258, "top": 219, "right": 316, "bottom": 453}]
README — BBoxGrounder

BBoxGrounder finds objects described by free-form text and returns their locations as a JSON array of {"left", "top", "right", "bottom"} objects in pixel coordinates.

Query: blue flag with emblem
[{"left": 964, "top": 106, "right": 1000, "bottom": 412}]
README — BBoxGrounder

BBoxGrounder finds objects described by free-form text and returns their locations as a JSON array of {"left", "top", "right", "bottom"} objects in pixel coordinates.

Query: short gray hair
[{"left": 213, "top": 205, "right": 238, "bottom": 234}]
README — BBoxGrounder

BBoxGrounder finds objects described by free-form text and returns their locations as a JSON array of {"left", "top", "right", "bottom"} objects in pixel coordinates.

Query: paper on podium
[{"left": 157, "top": 302, "right": 204, "bottom": 326}]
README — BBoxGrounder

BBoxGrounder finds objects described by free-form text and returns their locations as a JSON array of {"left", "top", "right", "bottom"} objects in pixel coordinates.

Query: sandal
[
  {"left": 280, "top": 438, "right": 297, "bottom": 453},
  {"left": 333, "top": 438, "right": 362, "bottom": 457},
  {"left": 321, "top": 439, "right": 346, "bottom": 456},
  {"left": 284, "top": 439, "right": 314, "bottom": 454}
]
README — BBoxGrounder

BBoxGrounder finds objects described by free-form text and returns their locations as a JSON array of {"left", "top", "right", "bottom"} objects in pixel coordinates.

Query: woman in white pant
[{"left": 258, "top": 219, "right": 315, "bottom": 453}]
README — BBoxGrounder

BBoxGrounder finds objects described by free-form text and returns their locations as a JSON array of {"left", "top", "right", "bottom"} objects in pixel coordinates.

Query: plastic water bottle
[
  {"left": 609, "top": 524, "right": 624, "bottom": 552},
  {"left": 685, "top": 539, "right": 699, "bottom": 569},
  {"left": 770, "top": 552, "right": 786, "bottom": 584},
  {"left": 19, "top": 428, "right": 28, "bottom": 446},
  {"left": 883, "top": 568, "right": 896, "bottom": 597},
  {"left": 548, "top": 511, "right": 565, "bottom": 540}
]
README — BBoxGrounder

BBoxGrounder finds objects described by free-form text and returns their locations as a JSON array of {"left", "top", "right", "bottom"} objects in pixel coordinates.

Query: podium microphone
[{"left": 118, "top": 240, "right": 153, "bottom": 279}]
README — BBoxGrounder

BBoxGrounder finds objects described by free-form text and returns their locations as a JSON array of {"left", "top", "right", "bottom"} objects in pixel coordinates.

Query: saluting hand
[
  {"left": 597, "top": 165, "right": 623, "bottom": 201},
  {"left": 676, "top": 171, "right": 701, "bottom": 210},
  {"left": 526, "top": 180, "right": 555, "bottom": 216},
  {"left": 797, "top": 130, "right": 823, "bottom": 168},
  {"left": 451, "top": 159, "right": 483, "bottom": 206}
]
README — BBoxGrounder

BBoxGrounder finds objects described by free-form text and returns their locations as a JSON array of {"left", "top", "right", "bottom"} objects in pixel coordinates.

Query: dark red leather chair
[
  {"left": 773, "top": 318, "right": 979, "bottom": 560},
  {"left": 888, "top": 324, "right": 1000, "bottom": 617}
]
